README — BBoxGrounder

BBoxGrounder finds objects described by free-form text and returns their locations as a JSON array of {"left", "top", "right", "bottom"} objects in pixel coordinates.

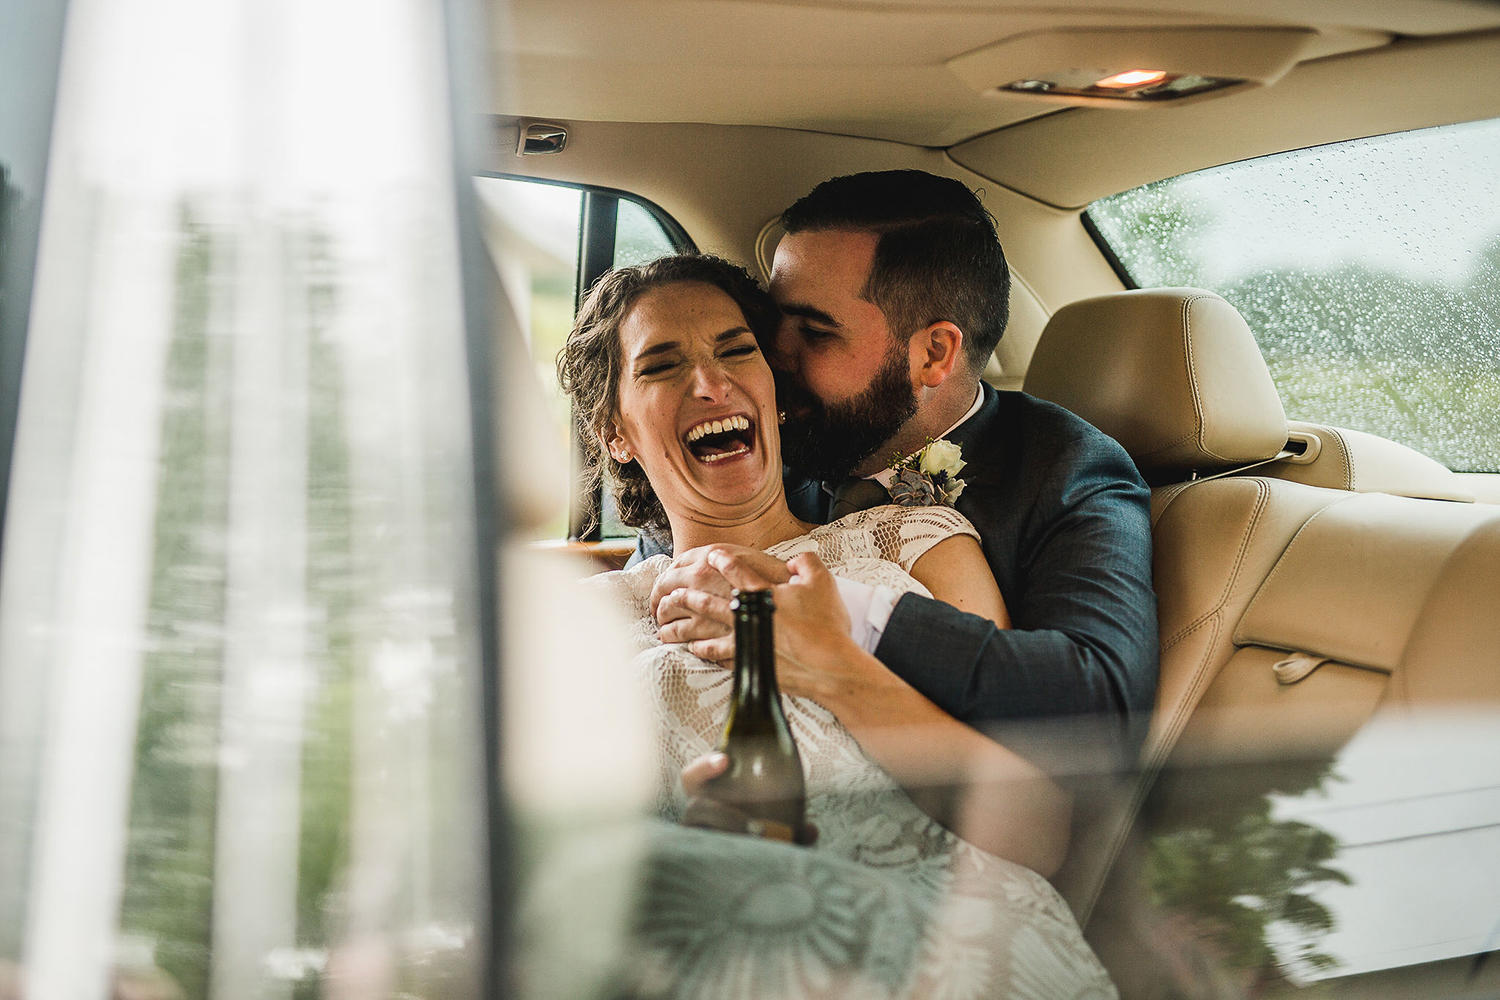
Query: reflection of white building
[
  {"left": 474, "top": 177, "right": 578, "bottom": 349},
  {"left": 1269, "top": 710, "right": 1500, "bottom": 983}
]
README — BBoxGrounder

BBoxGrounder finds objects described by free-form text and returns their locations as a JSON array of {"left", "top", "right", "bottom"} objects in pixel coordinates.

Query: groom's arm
[{"left": 873, "top": 462, "right": 1158, "bottom": 753}]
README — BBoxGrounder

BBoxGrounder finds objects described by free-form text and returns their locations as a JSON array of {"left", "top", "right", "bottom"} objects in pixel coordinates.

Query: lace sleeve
[{"left": 862, "top": 504, "right": 980, "bottom": 573}]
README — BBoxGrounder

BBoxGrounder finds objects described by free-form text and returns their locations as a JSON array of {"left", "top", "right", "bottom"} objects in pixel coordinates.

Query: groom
[{"left": 650, "top": 169, "right": 1158, "bottom": 754}]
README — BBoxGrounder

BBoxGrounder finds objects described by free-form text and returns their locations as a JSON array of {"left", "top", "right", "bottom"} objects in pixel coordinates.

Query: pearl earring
[{"left": 778, "top": 411, "right": 787, "bottom": 425}]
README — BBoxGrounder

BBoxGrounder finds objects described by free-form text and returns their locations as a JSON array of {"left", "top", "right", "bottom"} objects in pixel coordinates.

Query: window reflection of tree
[{"left": 1144, "top": 757, "right": 1352, "bottom": 992}]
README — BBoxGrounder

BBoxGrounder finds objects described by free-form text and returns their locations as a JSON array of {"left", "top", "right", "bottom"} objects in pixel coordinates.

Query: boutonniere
[{"left": 886, "top": 438, "right": 967, "bottom": 508}]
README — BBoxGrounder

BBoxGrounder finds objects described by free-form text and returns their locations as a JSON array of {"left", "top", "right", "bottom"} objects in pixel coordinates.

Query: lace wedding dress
[{"left": 584, "top": 505, "right": 1118, "bottom": 1000}]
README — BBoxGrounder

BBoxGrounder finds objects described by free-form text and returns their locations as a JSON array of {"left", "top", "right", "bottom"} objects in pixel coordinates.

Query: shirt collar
[{"left": 868, "top": 385, "right": 984, "bottom": 488}]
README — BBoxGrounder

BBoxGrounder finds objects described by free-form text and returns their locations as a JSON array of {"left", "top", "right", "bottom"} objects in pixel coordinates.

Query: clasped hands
[{"left": 649, "top": 544, "right": 863, "bottom": 703}]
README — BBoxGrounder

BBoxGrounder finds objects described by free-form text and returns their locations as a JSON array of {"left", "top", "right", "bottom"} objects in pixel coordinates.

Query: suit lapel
[{"left": 945, "top": 383, "right": 1008, "bottom": 486}]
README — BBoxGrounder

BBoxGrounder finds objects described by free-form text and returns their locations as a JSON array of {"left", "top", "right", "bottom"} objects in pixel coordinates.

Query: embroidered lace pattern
[{"left": 581, "top": 504, "right": 1117, "bottom": 999}]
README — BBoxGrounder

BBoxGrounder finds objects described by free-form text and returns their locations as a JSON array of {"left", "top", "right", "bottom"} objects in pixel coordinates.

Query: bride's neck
[{"left": 668, "top": 499, "right": 810, "bottom": 555}]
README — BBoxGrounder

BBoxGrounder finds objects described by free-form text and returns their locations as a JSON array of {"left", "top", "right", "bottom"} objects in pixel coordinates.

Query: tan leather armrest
[{"left": 527, "top": 538, "right": 638, "bottom": 572}]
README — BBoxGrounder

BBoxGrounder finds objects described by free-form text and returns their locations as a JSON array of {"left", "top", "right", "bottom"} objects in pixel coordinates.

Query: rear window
[{"left": 1086, "top": 118, "right": 1500, "bottom": 473}]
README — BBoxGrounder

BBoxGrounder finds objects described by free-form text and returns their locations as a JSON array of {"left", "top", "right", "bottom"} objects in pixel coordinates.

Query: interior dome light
[
  {"left": 1095, "top": 69, "right": 1169, "bottom": 89},
  {"left": 997, "top": 69, "right": 1238, "bottom": 103}
]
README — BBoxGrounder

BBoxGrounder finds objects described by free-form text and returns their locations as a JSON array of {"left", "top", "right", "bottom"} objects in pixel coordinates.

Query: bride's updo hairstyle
[{"left": 557, "top": 254, "right": 779, "bottom": 532}]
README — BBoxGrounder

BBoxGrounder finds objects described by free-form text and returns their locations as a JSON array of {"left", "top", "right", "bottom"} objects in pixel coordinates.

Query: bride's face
[{"left": 607, "top": 280, "right": 784, "bottom": 526}]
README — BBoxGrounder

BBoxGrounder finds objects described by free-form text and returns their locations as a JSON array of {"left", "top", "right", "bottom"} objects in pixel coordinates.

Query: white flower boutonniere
[{"left": 886, "top": 438, "right": 967, "bottom": 508}]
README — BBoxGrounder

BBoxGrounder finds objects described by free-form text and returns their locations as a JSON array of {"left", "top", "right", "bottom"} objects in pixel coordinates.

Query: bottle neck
[{"left": 731, "top": 599, "right": 778, "bottom": 714}]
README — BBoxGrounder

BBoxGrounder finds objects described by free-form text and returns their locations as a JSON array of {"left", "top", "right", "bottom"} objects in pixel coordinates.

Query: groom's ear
[{"left": 911, "top": 321, "right": 965, "bottom": 388}]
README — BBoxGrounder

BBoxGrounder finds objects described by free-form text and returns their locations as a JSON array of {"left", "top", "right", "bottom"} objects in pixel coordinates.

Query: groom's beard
[{"left": 778, "top": 343, "right": 919, "bottom": 483}]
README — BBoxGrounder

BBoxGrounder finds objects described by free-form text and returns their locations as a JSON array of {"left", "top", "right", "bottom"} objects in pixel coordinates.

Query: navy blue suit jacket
[
  {"left": 787, "top": 386, "right": 1157, "bottom": 748},
  {"left": 639, "top": 385, "right": 1158, "bottom": 749}
]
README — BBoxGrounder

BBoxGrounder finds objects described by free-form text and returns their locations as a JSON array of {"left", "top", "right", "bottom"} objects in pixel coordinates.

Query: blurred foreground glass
[{"left": 0, "top": 0, "right": 490, "bottom": 996}]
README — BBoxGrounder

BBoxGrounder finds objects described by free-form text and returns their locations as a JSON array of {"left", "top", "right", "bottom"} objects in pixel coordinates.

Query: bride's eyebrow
[
  {"left": 633, "top": 326, "right": 754, "bottom": 365},
  {"left": 634, "top": 340, "right": 682, "bottom": 362}
]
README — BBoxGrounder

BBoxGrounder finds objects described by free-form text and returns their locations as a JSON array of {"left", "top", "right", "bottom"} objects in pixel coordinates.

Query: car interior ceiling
[{"left": 490, "top": 1, "right": 1500, "bottom": 994}]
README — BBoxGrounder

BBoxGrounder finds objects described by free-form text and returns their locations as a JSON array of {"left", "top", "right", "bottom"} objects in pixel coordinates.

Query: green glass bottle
[{"left": 686, "top": 588, "right": 807, "bottom": 842}]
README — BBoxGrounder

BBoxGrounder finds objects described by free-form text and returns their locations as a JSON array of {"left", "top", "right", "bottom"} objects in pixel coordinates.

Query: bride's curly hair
[{"left": 557, "top": 254, "right": 780, "bottom": 534}]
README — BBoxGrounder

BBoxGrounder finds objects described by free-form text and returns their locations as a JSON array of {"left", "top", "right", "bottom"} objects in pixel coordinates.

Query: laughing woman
[{"left": 552, "top": 254, "right": 1115, "bottom": 1000}]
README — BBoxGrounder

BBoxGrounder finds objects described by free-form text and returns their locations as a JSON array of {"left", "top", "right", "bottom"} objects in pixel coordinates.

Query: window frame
[
  {"left": 0, "top": 0, "right": 72, "bottom": 574},
  {"left": 475, "top": 172, "right": 696, "bottom": 541}
]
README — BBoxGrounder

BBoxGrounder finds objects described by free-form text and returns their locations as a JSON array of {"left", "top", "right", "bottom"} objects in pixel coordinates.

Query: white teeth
[
  {"left": 685, "top": 415, "right": 752, "bottom": 443},
  {"left": 698, "top": 445, "right": 750, "bottom": 463}
]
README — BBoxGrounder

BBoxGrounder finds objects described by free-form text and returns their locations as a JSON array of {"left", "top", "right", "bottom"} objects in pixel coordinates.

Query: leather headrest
[{"left": 1025, "top": 288, "right": 1288, "bottom": 472}]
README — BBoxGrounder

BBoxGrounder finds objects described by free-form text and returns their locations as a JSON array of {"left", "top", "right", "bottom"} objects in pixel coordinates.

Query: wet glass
[{"left": 1087, "top": 118, "right": 1500, "bottom": 472}]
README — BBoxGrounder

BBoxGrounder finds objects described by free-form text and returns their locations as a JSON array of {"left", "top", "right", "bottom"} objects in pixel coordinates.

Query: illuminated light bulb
[{"left": 1094, "top": 69, "right": 1169, "bottom": 89}]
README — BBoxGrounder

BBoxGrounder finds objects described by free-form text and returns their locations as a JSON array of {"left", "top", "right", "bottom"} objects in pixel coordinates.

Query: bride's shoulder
[
  {"left": 769, "top": 504, "right": 978, "bottom": 573},
  {"left": 824, "top": 504, "right": 980, "bottom": 571},
  {"left": 836, "top": 502, "right": 978, "bottom": 540},
  {"left": 581, "top": 553, "right": 670, "bottom": 620}
]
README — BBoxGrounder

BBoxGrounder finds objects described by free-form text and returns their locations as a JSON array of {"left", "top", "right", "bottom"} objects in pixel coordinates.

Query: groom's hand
[{"left": 653, "top": 544, "right": 791, "bottom": 659}]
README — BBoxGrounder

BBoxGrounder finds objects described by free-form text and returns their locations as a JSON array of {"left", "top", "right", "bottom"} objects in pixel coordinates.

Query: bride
[{"left": 553, "top": 253, "right": 1116, "bottom": 999}]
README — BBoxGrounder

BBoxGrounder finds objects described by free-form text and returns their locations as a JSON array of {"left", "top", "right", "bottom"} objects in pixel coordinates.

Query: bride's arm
[
  {"left": 908, "top": 534, "right": 1011, "bottom": 629},
  {"left": 764, "top": 551, "right": 1070, "bottom": 877}
]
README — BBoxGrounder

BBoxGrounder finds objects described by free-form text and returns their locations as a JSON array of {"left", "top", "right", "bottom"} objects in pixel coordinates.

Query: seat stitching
[
  {"left": 1181, "top": 293, "right": 1233, "bottom": 464},
  {"left": 1133, "top": 428, "right": 1202, "bottom": 463},
  {"left": 1146, "top": 615, "right": 1225, "bottom": 768},
  {"left": 1232, "top": 494, "right": 1359, "bottom": 645},
  {"left": 1159, "top": 479, "right": 1270, "bottom": 649},
  {"left": 1329, "top": 426, "right": 1354, "bottom": 491},
  {"left": 1079, "top": 616, "right": 1221, "bottom": 922},
  {"left": 1151, "top": 481, "right": 1195, "bottom": 529},
  {"left": 1387, "top": 515, "right": 1500, "bottom": 679}
]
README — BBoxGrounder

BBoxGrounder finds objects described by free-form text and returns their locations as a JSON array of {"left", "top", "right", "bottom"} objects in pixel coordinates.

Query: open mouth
[{"left": 683, "top": 414, "right": 756, "bottom": 464}]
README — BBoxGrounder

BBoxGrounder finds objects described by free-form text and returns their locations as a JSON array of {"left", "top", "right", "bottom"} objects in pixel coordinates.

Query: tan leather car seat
[
  {"left": 1264, "top": 419, "right": 1475, "bottom": 502},
  {"left": 1023, "top": 288, "right": 1500, "bottom": 988}
]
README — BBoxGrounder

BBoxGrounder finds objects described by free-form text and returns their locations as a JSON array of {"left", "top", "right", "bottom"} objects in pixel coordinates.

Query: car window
[
  {"left": 473, "top": 175, "right": 688, "bottom": 539},
  {"left": 1085, "top": 117, "right": 1500, "bottom": 472}
]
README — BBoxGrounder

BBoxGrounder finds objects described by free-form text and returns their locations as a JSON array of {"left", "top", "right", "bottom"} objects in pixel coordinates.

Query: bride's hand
[
  {"left": 707, "top": 549, "right": 883, "bottom": 703},
  {"left": 679, "top": 751, "right": 819, "bottom": 845},
  {"left": 655, "top": 544, "right": 791, "bottom": 659}
]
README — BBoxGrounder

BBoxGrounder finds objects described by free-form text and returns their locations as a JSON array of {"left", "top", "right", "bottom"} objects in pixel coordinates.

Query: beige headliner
[
  {"left": 495, "top": 0, "right": 1500, "bottom": 202},
  {"left": 952, "top": 29, "right": 1500, "bottom": 208}
]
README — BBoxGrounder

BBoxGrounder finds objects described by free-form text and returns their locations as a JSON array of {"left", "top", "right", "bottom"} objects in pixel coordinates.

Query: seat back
[{"left": 1025, "top": 287, "right": 1500, "bottom": 993}]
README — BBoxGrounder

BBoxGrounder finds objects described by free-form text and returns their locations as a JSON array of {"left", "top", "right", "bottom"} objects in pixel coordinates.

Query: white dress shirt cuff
[{"left": 833, "top": 575, "right": 901, "bottom": 654}]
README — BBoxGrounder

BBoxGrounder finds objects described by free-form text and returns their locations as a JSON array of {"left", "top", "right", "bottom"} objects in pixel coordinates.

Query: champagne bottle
[{"left": 684, "top": 588, "right": 807, "bottom": 843}]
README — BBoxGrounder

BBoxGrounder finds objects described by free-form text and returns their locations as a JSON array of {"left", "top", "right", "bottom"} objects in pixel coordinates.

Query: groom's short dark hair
[{"left": 780, "top": 170, "right": 1010, "bottom": 372}]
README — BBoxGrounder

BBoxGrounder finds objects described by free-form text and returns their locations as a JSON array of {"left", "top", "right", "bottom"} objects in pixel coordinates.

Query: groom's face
[{"left": 768, "top": 229, "right": 920, "bottom": 481}]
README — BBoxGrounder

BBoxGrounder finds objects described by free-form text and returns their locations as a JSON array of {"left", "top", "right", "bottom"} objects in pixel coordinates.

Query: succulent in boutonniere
[{"left": 886, "top": 438, "right": 967, "bottom": 508}]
